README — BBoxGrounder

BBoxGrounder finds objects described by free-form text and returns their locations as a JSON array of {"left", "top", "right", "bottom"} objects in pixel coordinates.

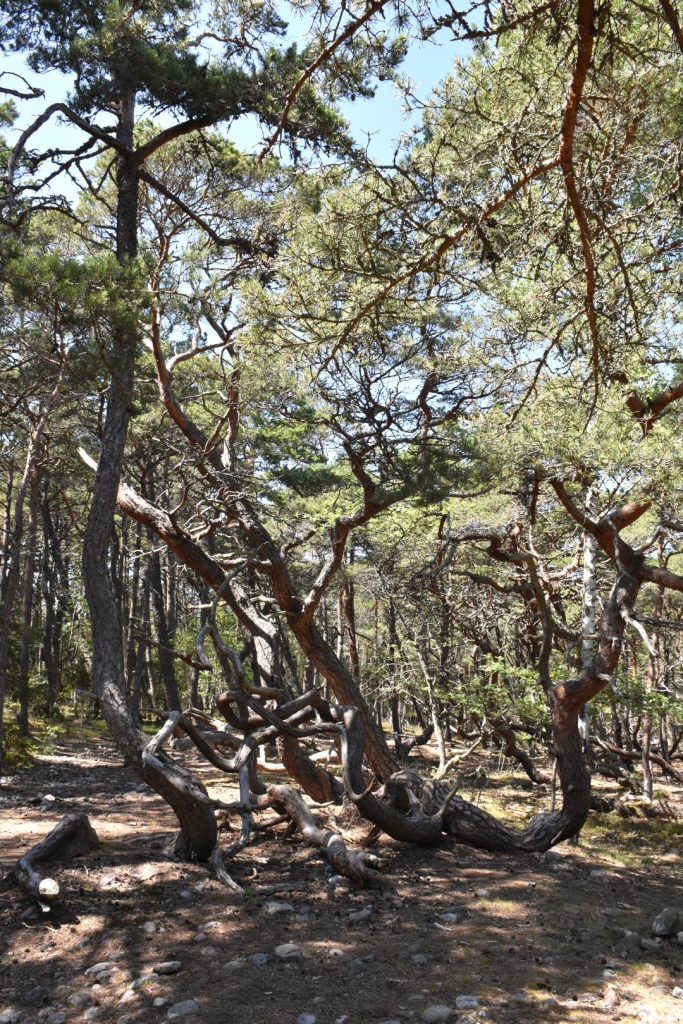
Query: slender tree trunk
[
  {"left": 16, "top": 458, "right": 41, "bottom": 736},
  {"left": 80, "top": 90, "right": 216, "bottom": 859}
]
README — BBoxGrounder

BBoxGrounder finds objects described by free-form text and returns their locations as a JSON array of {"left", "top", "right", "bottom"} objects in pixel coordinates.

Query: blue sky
[{"left": 2, "top": 14, "right": 464, "bottom": 181}]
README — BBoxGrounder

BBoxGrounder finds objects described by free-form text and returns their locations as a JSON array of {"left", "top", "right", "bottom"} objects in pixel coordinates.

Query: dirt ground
[{"left": 1, "top": 737, "right": 681, "bottom": 1024}]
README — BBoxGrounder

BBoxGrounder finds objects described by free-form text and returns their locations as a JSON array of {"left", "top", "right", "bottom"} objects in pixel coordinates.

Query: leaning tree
[{"left": 2, "top": 0, "right": 683, "bottom": 886}]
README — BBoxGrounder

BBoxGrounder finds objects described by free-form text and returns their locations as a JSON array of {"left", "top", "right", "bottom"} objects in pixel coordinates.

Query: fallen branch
[{"left": 14, "top": 812, "right": 99, "bottom": 909}]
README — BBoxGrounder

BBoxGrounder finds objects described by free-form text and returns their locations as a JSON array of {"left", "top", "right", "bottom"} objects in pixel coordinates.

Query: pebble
[
  {"left": 274, "top": 943, "right": 304, "bottom": 962},
  {"left": 673, "top": 987, "right": 683, "bottom": 999},
  {"left": 436, "top": 913, "right": 459, "bottom": 925},
  {"left": 603, "top": 987, "right": 621, "bottom": 1008},
  {"left": 85, "top": 963, "right": 114, "bottom": 976},
  {"left": 297, "top": 1016, "right": 316, "bottom": 1024},
  {"left": 542, "top": 850, "right": 564, "bottom": 864},
  {"left": 411, "top": 954, "right": 428, "bottom": 965},
  {"left": 192, "top": 933, "right": 206, "bottom": 943},
  {"left": 202, "top": 921, "right": 219, "bottom": 931},
  {"left": 153, "top": 962, "right": 182, "bottom": 976},
  {"left": 475, "top": 889, "right": 489, "bottom": 897},
  {"left": 348, "top": 907, "right": 372, "bottom": 923},
  {"left": 652, "top": 907, "right": 681, "bottom": 938},
  {"left": 167, "top": 1000, "right": 200, "bottom": 1019},
  {"left": 131, "top": 975, "right": 156, "bottom": 991},
  {"left": 153, "top": 999, "right": 168, "bottom": 1009},
  {"left": 328, "top": 948, "right": 344, "bottom": 958},
  {"left": 0, "top": 1014, "right": 22, "bottom": 1024},
  {"left": 83, "top": 1010, "right": 102, "bottom": 1021},
  {"left": 264, "top": 901, "right": 294, "bottom": 916},
  {"left": 45, "top": 1015, "right": 66, "bottom": 1024},
  {"left": 223, "top": 961, "right": 244, "bottom": 972},
  {"left": 142, "top": 921, "right": 157, "bottom": 935},
  {"left": 248, "top": 953, "right": 269, "bottom": 967},
  {"left": 455, "top": 996, "right": 479, "bottom": 1011},
  {"left": 421, "top": 1006, "right": 454, "bottom": 1024},
  {"left": 199, "top": 946, "right": 217, "bottom": 957},
  {"left": 67, "top": 993, "right": 91, "bottom": 1009}
]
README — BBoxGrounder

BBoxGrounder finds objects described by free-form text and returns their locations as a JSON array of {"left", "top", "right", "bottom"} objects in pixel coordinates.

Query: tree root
[{"left": 14, "top": 812, "right": 99, "bottom": 909}]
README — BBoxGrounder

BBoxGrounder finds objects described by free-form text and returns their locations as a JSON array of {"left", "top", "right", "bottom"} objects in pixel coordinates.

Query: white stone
[{"left": 167, "top": 1000, "right": 200, "bottom": 1020}]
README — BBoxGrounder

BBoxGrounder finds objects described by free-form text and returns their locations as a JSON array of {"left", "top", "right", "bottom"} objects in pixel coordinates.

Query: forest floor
[{"left": 0, "top": 730, "right": 681, "bottom": 1024}]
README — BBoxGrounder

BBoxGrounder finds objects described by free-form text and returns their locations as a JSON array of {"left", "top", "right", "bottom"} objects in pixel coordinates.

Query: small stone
[
  {"left": 640, "top": 938, "right": 663, "bottom": 951},
  {"left": 297, "top": 1016, "right": 316, "bottom": 1024},
  {"left": 677, "top": 931, "right": 683, "bottom": 945},
  {"left": 83, "top": 1010, "right": 102, "bottom": 1021},
  {"left": 166, "top": 1000, "right": 200, "bottom": 1020},
  {"left": 152, "top": 962, "right": 182, "bottom": 976},
  {"left": 421, "top": 1006, "right": 454, "bottom": 1024},
  {"left": 142, "top": 921, "right": 157, "bottom": 935},
  {"left": 223, "top": 961, "right": 244, "bottom": 972},
  {"left": 131, "top": 975, "right": 156, "bottom": 991},
  {"left": 542, "top": 850, "right": 563, "bottom": 864},
  {"left": 67, "top": 992, "right": 92, "bottom": 1009},
  {"left": 85, "top": 963, "right": 114, "bottom": 976},
  {"left": 202, "top": 921, "right": 219, "bottom": 931},
  {"left": 192, "top": 933, "right": 206, "bottom": 943},
  {"left": 436, "top": 912, "right": 459, "bottom": 925},
  {"left": 620, "top": 930, "right": 642, "bottom": 948},
  {"left": 455, "top": 996, "right": 479, "bottom": 1011},
  {"left": 328, "top": 948, "right": 344, "bottom": 958},
  {"left": 672, "top": 987, "right": 683, "bottom": 999},
  {"left": 200, "top": 946, "right": 217, "bottom": 957},
  {"left": 248, "top": 953, "right": 269, "bottom": 967},
  {"left": 411, "top": 953, "right": 428, "bottom": 965},
  {"left": 0, "top": 1014, "right": 22, "bottom": 1024},
  {"left": 153, "top": 999, "right": 167, "bottom": 1009},
  {"left": 475, "top": 889, "right": 489, "bottom": 897},
  {"left": 264, "top": 901, "right": 294, "bottom": 916},
  {"left": 348, "top": 907, "right": 372, "bottom": 923},
  {"left": 510, "top": 993, "right": 532, "bottom": 1005},
  {"left": 603, "top": 987, "right": 620, "bottom": 1008},
  {"left": 119, "top": 989, "right": 137, "bottom": 1004},
  {"left": 274, "top": 943, "right": 303, "bottom": 962},
  {"left": 45, "top": 1015, "right": 66, "bottom": 1024},
  {"left": 652, "top": 907, "right": 681, "bottom": 938},
  {"left": 589, "top": 870, "right": 609, "bottom": 881}
]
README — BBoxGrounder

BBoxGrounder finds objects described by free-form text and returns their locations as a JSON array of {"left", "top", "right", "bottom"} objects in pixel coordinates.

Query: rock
[
  {"left": 327, "top": 948, "right": 344, "bottom": 958},
  {"left": 67, "top": 992, "right": 92, "bottom": 1009},
  {"left": 202, "top": 921, "right": 219, "bottom": 931},
  {"left": 475, "top": 888, "right": 489, "bottom": 897},
  {"left": 248, "top": 953, "right": 269, "bottom": 967},
  {"left": 166, "top": 1000, "right": 200, "bottom": 1020},
  {"left": 223, "top": 961, "right": 244, "bottom": 972},
  {"left": 192, "top": 933, "right": 206, "bottom": 943},
  {"left": 45, "top": 1015, "right": 66, "bottom": 1024},
  {"left": 677, "top": 932, "right": 683, "bottom": 945},
  {"left": 619, "top": 930, "right": 642, "bottom": 948},
  {"left": 119, "top": 989, "right": 137, "bottom": 1004},
  {"left": 85, "top": 963, "right": 114, "bottom": 976},
  {"left": 153, "top": 999, "right": 167, "bottom": 1009},
  {"left": 651, "top": 907, "right": 681, "bottom": 938},
  {"left": 348, "top": 907, "right": 372, "bottom": 923},
  {"left": 131, "top": 975, "right": 156, "bottom": 991},
  {"left": 152, "top": 962, "right": 182, "bottom": 976},
  {"left": 510, "top": 993, "right": 532, "bottom": 1005},
  {"left": 589, "top": 869, "right": 609, "bottom": 881},
  {"left": 542, "top": 850, "right": 564, "bottom": 864},
  {"left": 603, "top": 987, "right": 620, "bottom": 1008},
  {"left": 274, "top": 943, "right": 304, "bottom": 962},
  {"left": 672, "top": 987, "right": 683, "bottom": 999},
  {"left": 264, "top": 901, "right": 294, "bottom": 916},
  {"left": 297, "top": 1016, "right": 316, "bottom": 1024},
  {"left": 142, "top": 921, "right": 157, "bottom": 935},
  {"left": 436, "top": 912, "right": 459, "bottom": 925},
  {"left": 83, "top": 1010, "right": 102, "bottom": 1021},
  {"left": 640, "top": 938, "right": 663, "bottom": 952},
  {"left": 411, "top": 953, "right": 428, "bottom": 965},
  {"left": 0, "top": 1013, "right": 22, "bottom": 1024},
  {"left": 421, "top": 1006, "right": 454, "bottom": 1024},
  {"left": 455, "top": 996, "right": 479, "bottom": 1011},
  {"left": 199, "top": 946, "right": 217, "bottom": 957}
]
